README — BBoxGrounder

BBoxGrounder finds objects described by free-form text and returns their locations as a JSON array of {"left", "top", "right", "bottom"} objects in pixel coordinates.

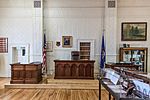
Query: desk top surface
[
  {"left": 106, "top": 63, "right": 139, "bottom": 66},
  {"left": 54, "top": 60, "right": 95, "bottom": 62}
]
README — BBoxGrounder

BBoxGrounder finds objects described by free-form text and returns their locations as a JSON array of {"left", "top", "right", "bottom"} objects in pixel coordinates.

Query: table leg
[
  {"left": 99, "top": 78, "right": 101, "bottom": 100},
  {"left": 109, "top": 93, "right": 111, "bottom": 100}
]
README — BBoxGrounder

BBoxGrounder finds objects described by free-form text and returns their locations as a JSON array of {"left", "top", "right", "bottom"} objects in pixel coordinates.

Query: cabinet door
[
  {"left": 71, "top": 64, "right": 77, "bottom": 77},
  {"left": 64, "top": 64, "right": 71, "bottom": 76},
  {"left": 79, "top": 64, "right": 85, "bottom": 76},
  {"left": 56, "top": 64, "right": 65, "bottom": 76},
  {"left": 85, "top": 64, "right": 92, "bottom": 77}
]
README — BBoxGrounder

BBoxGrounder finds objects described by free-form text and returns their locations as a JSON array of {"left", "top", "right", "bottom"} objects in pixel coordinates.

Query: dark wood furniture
[
  {"left": 105, "top": 63, "right": 140, "bottom": 70},
  {"left": 71, "top": 51, "right": 80, "bottom": 60},
  {"left": 98, "top": 68, "right": 147, "bottom": 100},
  {"left": 98, "top": 78, "right": 145, "bottom": 100},
  {"left": 10, "top": 63, "right": 42, "bottom": 84},
  {"left": 54, "top": 60, "right": 95, "bottom": 79},
  {"left": 119, "top": 47, "right": 148, "bottom": 72},
  {"left": 114, "top": 67, "right": 149, "bottom": 84}
]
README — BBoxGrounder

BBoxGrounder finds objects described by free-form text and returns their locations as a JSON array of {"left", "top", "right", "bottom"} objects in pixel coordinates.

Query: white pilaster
[
  {"left": 105, "top": 0, "right": 117, "bottom": 62},
  {"left": 31, "top": 0, "right": 43, "bottom": 62}
]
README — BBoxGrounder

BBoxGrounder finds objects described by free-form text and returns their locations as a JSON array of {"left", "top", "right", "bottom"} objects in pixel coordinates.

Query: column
[
  {"left": 104, "top": 0, "right": 117, "bottom": 62},
  {"left": 31, "top": 0, "right": 43, "bottom": 62}
]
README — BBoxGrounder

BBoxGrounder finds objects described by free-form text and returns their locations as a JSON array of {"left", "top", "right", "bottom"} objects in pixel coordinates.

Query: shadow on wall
[{"left": 0, "top": 54, "right": 6, "bottom": 70}]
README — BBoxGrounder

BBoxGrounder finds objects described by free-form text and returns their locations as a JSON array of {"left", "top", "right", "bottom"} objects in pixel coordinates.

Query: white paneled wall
[
  {"left": 0, "top": 0, "right": 37, "bottom": 77},
  {"left": 117, "top": 0, "right": 150, "bottom": 72},
  {"left": 44, "top": 0, "right": 104, "bottom": 8},
  {"left": 0, "top": 0, "right": 150, "bottom": 77},
  {"left": 44, "top": 0, "right": 105, "bottom": 74}
]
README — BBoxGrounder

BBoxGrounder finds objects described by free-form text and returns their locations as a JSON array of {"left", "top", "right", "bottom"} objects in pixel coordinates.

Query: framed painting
[
  {"left": 62, "top": 36, "right": 73, "bottom": 48},
  {"left": 46, "top": 41, "right": 53, "bottom": 52},
  {"left": 121, "top": 22, "right": 147, "bottom": 41},
  {"left": 0, "top": 37, "right": 8, "bottom": 53}
]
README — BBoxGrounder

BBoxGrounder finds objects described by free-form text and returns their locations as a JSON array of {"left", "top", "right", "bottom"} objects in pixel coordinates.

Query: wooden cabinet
[
  {"left": 77, "top": 39, "right": 94, "bottom": 60},
  {"left": 119, "top": 47, "right": 148, "bottom": 72},
  {"left": 54, "top": 60, "right": 95, "bottom": 79},
  {"left": 10, "top": 64, "right": 25, "bottom": 84},
  {"left": 10, "top": 63, "right": 42, "bottom": 84},
  {"left": 80, "top": 42, "right": 91, "bottom": 60}
]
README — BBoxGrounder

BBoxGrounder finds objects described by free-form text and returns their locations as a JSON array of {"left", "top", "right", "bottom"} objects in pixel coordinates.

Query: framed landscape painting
[{"left": 121, "top": 22, "right": 147, "bottom": 41}]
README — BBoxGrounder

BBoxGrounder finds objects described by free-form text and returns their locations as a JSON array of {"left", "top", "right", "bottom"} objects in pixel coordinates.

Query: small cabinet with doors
[{"left": 119, "top": 47, "right": 148, "bottom": 72}]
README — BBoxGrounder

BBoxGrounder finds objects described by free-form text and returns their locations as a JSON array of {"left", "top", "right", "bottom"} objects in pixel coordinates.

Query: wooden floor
[
  {"left": 5, "top": 79, "right": 99, "bottom": 89},
  {"left": 0, "top": 78, "right": 109, "bottom": 100}
]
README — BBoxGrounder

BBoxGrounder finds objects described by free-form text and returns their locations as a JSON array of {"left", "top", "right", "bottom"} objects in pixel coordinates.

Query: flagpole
[
  {"left": 42, "top": 0, "right": 48, "bottom": 75},
  {"left": 99, "top": 3, "right": 106, "bottom": 100}
]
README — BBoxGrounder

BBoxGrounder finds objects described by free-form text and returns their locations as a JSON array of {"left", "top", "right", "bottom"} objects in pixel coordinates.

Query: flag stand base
[{"left": 42, "top": 73, "right": 48, "bottom": 84}]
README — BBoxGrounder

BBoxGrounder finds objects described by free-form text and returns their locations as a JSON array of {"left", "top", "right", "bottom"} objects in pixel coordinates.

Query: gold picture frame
[
  {"left": 62, "top": 36, "right": 73, "bottom": 48},
  {"left": 121, "top": 22, "right": 147, "bottom": 41}
]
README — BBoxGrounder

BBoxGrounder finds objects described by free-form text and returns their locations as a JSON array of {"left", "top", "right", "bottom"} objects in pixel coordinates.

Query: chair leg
[{"left": 109, "top": 93, "right": 111, "bottom": 100}]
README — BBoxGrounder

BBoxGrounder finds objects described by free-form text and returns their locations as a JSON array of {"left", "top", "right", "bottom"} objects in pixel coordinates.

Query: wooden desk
[
  {"left": 10, "top": 63, "right": 42, "bottom": 84},
  {"left": 54, "top": 60, "right": 95, "bottom": 79}
]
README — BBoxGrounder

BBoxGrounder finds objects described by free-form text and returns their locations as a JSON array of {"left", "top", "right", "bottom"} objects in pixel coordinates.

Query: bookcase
[
  {"left": 119, "top": 47, "right": 148, "bottom": 72},
  {"left": 77, "top": 40, "right": 94, "bottom": 60},
  {"left": 80, "top": 42, "right": 90, "bottom": 60}
]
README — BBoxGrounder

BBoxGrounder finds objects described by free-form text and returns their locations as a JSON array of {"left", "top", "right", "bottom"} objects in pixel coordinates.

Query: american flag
[{"left": 42, "top": 34, "right": 47, "bottom": 73}]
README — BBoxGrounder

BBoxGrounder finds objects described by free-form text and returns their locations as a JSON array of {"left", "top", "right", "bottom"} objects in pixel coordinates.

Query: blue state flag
[{"left": 100, "top": 33, "right": 106, "bottom": 69}]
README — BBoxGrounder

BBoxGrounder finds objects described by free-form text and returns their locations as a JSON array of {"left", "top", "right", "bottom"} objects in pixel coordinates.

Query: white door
[
  {"left": 8, "top": 44, "right": 30, "bottom": 77},
  {"left": 11, "top": 44, "right": 29, "bottom": 64}
]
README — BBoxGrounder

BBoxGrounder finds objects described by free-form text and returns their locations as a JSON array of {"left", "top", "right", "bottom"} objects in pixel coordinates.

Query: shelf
[
  {"left": 80, "top": 47, "right": 90, "bottom": 50},
  {"left": 80, "top": 43, "right": 90, "bottom": 46},
  {"left": 80, "top": 58, "right": 90, "bottom": 60},
  {"left": 119, "top": 47, "right": 148, "bottom": 72},
  {"left": 80, "top": 46, "right": 90, "bottom": 47},
  {"left": 78, "top": 40, "right": 94, "bottom": 60},
  {"left": 80, "top": 55, "right": 90, "bottom": 57},
  {"left": 79, "top": 42, "right": 91, "bottom": 60},
  {"left": 80, "top": 50, "right": 90, "bottom": 52}
]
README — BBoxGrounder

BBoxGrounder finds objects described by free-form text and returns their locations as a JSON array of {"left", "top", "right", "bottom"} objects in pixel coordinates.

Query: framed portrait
[
  {"left": 121, "top": 22, "right": 147, "bottom": 41},
  {"left": 46, "top": 41, "right": 53, "bottom": 52},
  {"left": 0, "top": 37, "right": 8, "bottom": 53},
  {"left": 62, "top": 36, "right": 73, "bottom": 48}
]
